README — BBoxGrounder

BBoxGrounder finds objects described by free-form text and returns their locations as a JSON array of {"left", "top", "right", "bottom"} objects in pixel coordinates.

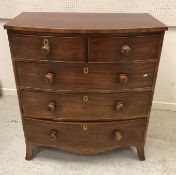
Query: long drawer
[
  {"left": 16, "top": 62, "right": 156, "bottom": 90},
  {"left": 25, "top": 118, "right": 147, "bottom": 153},
  {"left": 88, "top": 35, "right": 161, "bottom": 62},
  {"left": 10, "top": 34, "right": 85, "bottom": 61},
  {"left": 21, "top": 90, "right": 151, "bottom": 121}
]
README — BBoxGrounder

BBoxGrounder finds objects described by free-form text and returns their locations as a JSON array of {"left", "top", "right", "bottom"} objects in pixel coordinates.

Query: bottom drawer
[{"left": 25, "top": 118, "right": 147, "bottom": 154}]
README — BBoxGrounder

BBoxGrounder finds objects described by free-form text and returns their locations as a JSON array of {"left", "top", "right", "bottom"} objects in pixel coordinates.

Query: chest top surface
[{"left": 4, "top": 12, "right": 167, "bottom": 34}]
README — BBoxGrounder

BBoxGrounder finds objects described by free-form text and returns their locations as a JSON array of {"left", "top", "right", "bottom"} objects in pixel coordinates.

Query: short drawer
[
  {"left": 16, "top": 62, "right": 156, "bottom": 90},
  {"left": 25, "top": 118, "right": 147, "bottom": 153},
  {"left": 10, "top": 34, "right": 85, "bottom": 61},
  {"left": 88, "top": 35, "right": 161, "bottom": 62},
  {"left": 21, "top": 91, "right": 151, "bottom": 121}
]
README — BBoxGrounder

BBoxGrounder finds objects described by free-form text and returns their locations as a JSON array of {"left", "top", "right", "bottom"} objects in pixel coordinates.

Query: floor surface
[{"left": 0, "top": 95, "right": 176, "bottom": 175}]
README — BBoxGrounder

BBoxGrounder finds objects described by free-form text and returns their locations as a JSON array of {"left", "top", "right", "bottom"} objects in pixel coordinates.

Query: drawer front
[
  {"left": 16, "top": 62, "right": 156, "bottom": 90},
  {"left": 21, "top": 91, "right": 151, "bottom": 121},
  {"left": 25, "top": 118, "right": 147, "bottom": 152},
  {"left": 88, "top": 35, "right": 161, "bottom": 62},
  {"left": 10, "top": 35, "right": 85, "bottom": 61}
]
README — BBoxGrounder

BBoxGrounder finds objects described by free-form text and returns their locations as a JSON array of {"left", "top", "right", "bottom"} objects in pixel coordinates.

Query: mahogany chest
[{"left": 4, "top": 12, "right": 167, "bottom": 161}]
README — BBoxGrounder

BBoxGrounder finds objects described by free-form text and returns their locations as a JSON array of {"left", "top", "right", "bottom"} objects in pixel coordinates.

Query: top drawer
[
  {"left": 10, "top": 35, "right": 85, "bottom": 62},
  {"left": 88, "top": 35, "right": 161, "bottom": 62}
]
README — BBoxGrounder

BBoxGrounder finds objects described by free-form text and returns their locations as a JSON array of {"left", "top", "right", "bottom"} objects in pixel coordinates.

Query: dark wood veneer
[
  {"left": 21, "top": 90, "right": 151, "bottom": 121},
  {"left": 11, "top": 35, "right": 85, "bottom": 61},
  {"left": 25, "top": 118, "right": 147, "bottom": 154},
  {"left": 4, "top": 12, "right": 167, "bottom": 33},
  {"left": 16, "top": 62, "right": 156, "bottom": 90},
  {"left": 4, "top": 12, "right": 167, "bottom": 161},
  {"left": 88, "top": 35, "right": 161, "bottom": 62}
]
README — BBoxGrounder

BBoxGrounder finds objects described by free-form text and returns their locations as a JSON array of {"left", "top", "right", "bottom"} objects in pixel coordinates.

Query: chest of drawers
[{"left": 4, "top": 12, "right": 167, "bottom": 161}]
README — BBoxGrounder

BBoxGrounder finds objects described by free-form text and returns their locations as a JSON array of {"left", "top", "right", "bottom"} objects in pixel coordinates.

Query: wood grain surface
[
  {"left": 88, "top": 35, "right": 161, "bottom": 62},
  {"left": 25, "top": 118, "right": 147, "bottom": 154},
  {"left": 16, "top": 62, "right": 156, "bottom": 91},
  {"left": 4, "top": 12, "right": 167, "bottom": 33},
  {"left": 10, "top": 35, "right": 85, "bottom": 61},
  {"left": 21, "top": 90, "right": 151, "bottom": 121}
]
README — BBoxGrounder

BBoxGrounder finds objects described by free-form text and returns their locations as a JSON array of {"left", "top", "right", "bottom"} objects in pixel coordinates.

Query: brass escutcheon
[
  {"left": 41, "top": 39, "right": 50, "bottom": 55},
  {"left": 83, "top": 96, "right": 88, "bottom": 102},
  {"left": 44, "top": 38, "right": 49, "bottom": 45},
  {"left": 83, "top": 124, "right": 88, "bottom": 131},
  {"left": 143, "top": 74, "right": 149, "bottom": 78},
  {"left": 83, "top": 67, "right": 89, "bottom": 74}
]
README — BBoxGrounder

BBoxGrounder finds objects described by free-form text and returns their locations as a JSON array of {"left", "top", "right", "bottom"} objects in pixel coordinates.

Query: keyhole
[
  {"left": 83, "top": 124, "right": 88, "bottom": 131},
  {"left": 43, "top": 39, "right": 49, "bottom": 45},
  {"left": 83, "top": 96, "right": 88, "bottom": 102},
  {"left": 84, "top": 67, "right": 89, "bottom": 74}
]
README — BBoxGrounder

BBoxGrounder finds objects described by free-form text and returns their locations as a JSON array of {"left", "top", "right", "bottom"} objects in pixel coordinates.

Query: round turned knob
[
  {"left": 47, "top": 101, "right": 56, "bottom": 112},
  {"left": 50, "top": 129, "right": 57, "bottom": 141},
  {"left": 41, "top": 39, "right": 50, "bottom": 55},
  {"left": 120, "top": 44, "right": 131, "bottom": 56},
  {"left": 45, "top": 73, "right": 55, "bottom": 84},
  {"left": 114, "top": 131, "right": 122, "bottom": 141},
  {"left": 115, "top": 101, "right": 124, "bottom": 112},
  {"left": 119, "top": 74, "right": 128, "bottom": 84}
]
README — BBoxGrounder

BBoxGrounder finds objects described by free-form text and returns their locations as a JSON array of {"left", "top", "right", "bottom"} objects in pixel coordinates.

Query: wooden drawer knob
[
  {"left": 115, "top": 101, "right": 124, "bottom": 112},
  {"left": 47, "top": 101, "right": 56, "bottom": 112},
  {"left": 114, "top": 131, "right": 122, "bottom": 141},
  {"left": 119, "top": 74, "right": 128, "bottom": 84},
  {"left": 41, "top": 39, "right": 50, "bottom": 55},
  {"left": 45, "top": 73, "right": 55, "bottom": 84},
  {"left": 50, "top": 129, "right": 57, "bottom": 141},
  {"left": 121, "top": 44, "right": 131, "bottom": 56}
]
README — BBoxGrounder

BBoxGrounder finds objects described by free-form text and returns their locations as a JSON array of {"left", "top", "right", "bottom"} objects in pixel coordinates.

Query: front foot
[
  {"left": 136, "top": 144, "right": 145, "bottom": 161},
  {"left": 25, "top": 142, "right": 36, "bottom": 160}
]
